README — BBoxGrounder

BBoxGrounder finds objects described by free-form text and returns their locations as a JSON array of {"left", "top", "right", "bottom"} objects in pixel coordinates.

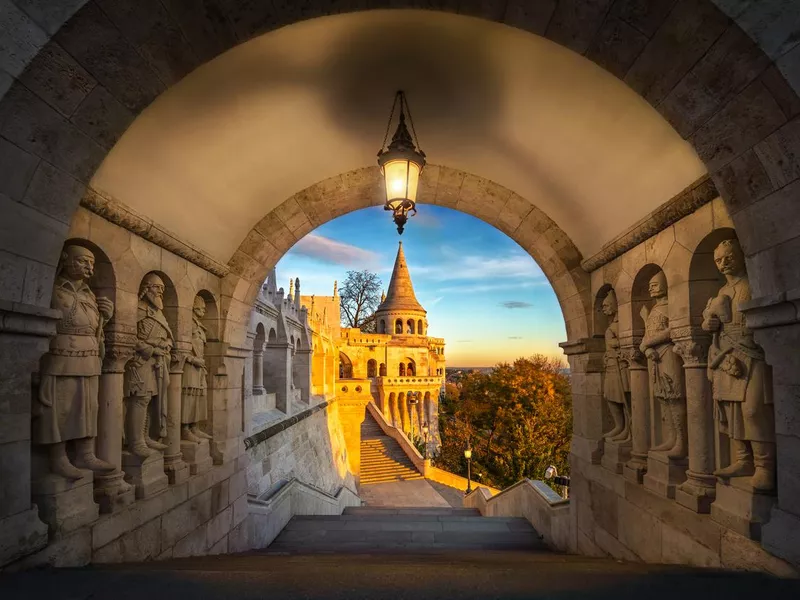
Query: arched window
[
  {"left": 339, "top": 352, "right": 353, "bottom": 379},
  {"left": 379, "top": 319, "right": 386, "bottom": 334},
  {"left": 407, "top": 319, "right": 415, "bottom": 334},
  {"left": 407, "top": 362, "right": 415, "bottom": 376},
  {"left": 399, "top": 363, "right": 406, "bottom": 376},
  {"left": 367, "top": 359, "right": 377, "bottom": 378},
  {"left": 417, "top": 319, "right": 423, "bottom": 335},
  {"left": 395, "top": 319, "right": 403, "bottom": 334},
  {"left": 379, "top": 362, "right": 387, "bottom": 376}
]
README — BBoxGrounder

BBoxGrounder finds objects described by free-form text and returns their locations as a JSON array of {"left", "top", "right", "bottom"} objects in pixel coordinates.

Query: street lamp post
[
  {"left": 422, "top": 422, "right": 429, "bottom": 459},
  {"left": 464, "top": 445, "right": 473, "bottom": 495}
]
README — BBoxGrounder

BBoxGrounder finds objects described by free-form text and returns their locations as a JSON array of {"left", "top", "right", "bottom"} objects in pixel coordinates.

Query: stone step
[{"left": 344, "top": 507, "right": 481, "bottom": 517}]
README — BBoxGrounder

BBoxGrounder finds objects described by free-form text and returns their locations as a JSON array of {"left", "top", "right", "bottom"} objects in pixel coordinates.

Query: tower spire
[{"left": 377, "top": 241, "right": 425, "bottom": 313}]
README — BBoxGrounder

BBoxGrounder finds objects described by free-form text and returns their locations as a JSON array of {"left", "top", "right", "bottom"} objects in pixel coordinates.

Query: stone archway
[
  {"left": 1, "top": 0, "right": 800, "bottom": 570},
  {"left": 221, "top": 165, "right": 591, "bottom": 345}
]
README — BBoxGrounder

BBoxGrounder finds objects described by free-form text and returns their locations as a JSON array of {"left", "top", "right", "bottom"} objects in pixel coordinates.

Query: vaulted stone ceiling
[{"left": 93, "top": 9, "right": 706, "bottom": 263}]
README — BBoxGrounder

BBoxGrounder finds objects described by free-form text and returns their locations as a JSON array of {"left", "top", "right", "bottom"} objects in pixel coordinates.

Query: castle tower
[{"left": 374, "top": 242, "right": 427, "bottom": 336}]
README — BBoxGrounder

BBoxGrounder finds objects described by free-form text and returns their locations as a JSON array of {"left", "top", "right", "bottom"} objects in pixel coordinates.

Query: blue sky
[{"left": 276, "top": 205, "right": 566, "bottom": 367}]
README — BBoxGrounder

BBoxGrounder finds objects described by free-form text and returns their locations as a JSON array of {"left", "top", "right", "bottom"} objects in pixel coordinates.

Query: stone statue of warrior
[
  {"left": 124, "top": 273, "right": 172, "bottom": 457},
  {"left": 34, "top": 245, "right": 116, "bottom": 479},
  {"left": 181, "top": 296, "right": 212, "bottom": 443},
  {"left": 703, "top": 239, "right": 775, "bottom": 491},
  {"left": 601, "top": 290, "right": 631, "bottom": 442},
  {"left": 640, "top": 271, "right": 687, "bottom": 459}
]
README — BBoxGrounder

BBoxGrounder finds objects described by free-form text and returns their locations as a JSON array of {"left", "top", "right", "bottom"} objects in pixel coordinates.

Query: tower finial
[
  {"left": 333, "top": 280, "right": 338, "bottom": 297},
  {"left": 289, "top": 278, "right": 294, "bottom": 298}
]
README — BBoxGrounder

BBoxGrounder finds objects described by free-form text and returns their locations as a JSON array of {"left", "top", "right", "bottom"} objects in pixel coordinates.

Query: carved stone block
[
  {"left": 601, "top": 439, "right": 632, "bottom": 475},
  {"left": 711, "top": 478, "right": 776, "bottom": 541},
  {"left": 121, "top": 452, "right": 168, "bottom": 499},
  {"left": 643, "top": 451, "right": 688, "bottom": 499},
  {"left": 181, "top": 440, "right": 213, "bottom": 476},
  {"left": 93, "top": 472, "right": 135, "bottom": 514},
  {"left": 623, "top": 460, "right": 646, "bottom": 485},
  {"left": 163, "top": 453, "right": 190, "bottom": 486},
  {"left": 31, "top": 471, "right": 99, "bottom": 536}
]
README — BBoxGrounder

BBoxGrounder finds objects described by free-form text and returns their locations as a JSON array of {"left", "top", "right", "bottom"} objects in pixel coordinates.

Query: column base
[
  {"left": 675, "top": 471, "right": 717, "bottom": 514},
  {"left": 711, "top": 477, "right": 776, "bottom": 541},
  {"left": 31, "top": 471, "right": 99, "bottom": 536},
  {"left": 623, "top": 454, "right": 647, "bottom": 484},
  {"left": 163, "top": 452, "right": 190, "bottom": 485},
  {"left": 93, "top": 471, "right": 135, "bottom": 514},
  {"left": 0, "top": 507, "right": 49, "bottom": 567},
  {"left": 601, "top": 439, "right": 631, "bottom": 474},
  {"left": 181, "top": 439, "right": 213, "bottom": 476},
  {"left": 122, "top": 451, "right": 168, "bottom": 499},
  {"left": 643, "top": 451, "right": 688, "bottom": 499}
]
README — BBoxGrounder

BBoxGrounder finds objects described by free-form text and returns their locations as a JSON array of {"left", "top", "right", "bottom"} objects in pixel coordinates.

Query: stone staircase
[
  {"left": 360, "top": 412, "right": 424, "bottom": 485},
  {"left": 264, "top": 506, "right": 546, "bottom": 553}
]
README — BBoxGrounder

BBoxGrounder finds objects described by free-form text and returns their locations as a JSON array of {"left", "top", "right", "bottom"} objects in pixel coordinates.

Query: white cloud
[
  {"left": 291, "top": 234, "right": 380, "bottom": 268},
  {"left": 407, "top": 251, "right": 545, "bottom": 283}
]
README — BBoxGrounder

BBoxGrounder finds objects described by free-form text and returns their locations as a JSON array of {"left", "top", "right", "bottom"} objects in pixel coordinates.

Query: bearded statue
[
  {"left": 640, "top": 271, "right": 687, "bottom": 459},
  {"left": 34, "top": 245, "right": 115, "bottom": 479},
  {"left": 703, "top": 238, "right": 775, "bottom": 491},
  {"left": 181, "top": 296, "right": 212, "bottom": 443},
  {"left": 601, "top": 290, "right": 631, "bottom": 442},
  {"left": 123, "top": 273, "right": 172, "bottom": 458}
]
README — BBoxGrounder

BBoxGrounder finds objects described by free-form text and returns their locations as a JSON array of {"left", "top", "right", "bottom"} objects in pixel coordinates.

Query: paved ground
[
  {"left": 359, "top": 479, "right": 453, "bottom": 507},
  {"left": 3, "top": 551, "right": 799, "bottom": 600},
  {"left": 427, "top": 479, "right": 468, "bottom": 508}
]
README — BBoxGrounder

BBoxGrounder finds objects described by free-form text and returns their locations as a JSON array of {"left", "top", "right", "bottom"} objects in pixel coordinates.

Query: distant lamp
[
  {"left": 377, "top": 91, "right": 426, "bottom": 235},
  {"left": 464, "top": 444, "right": 473, "bottom": 495},
  {"left": 544, "top": 465, "right": 557, "bottom": 480}
]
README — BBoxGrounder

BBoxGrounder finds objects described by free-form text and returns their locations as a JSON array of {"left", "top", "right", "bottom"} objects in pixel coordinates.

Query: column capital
[
  {"left": 559, "top": 337, "right": 605, "bottom": 356},
  {"left": 169, "top": 341, "right": 193, "bottom": 374},
  {"left": 740, "top": 289, "right": 800, "bottom": 330},
  {"left": 103, "top": 327, "right": 137, "bottom": 373},
  {"left": 670, "top": 326, "right": 711, "bottom": 367}
]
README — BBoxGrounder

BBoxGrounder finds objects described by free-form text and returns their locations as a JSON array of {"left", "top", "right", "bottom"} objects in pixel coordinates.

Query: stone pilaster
[
  {"left": 294, "top": 347, "right": 312, "bottom": 403},
  {"left": 560, "top": 337, "right": 606, "bottom": 465},
  {"left": 0, "top": 303, "right": 56, "bottom": 566},
  {"left": 205, "top": 341, "right": 241, "bottom": 466},
  {"left": 252, "top": 344, "right": 265, "bottom": 396},
  {"left": 622, "top": 344, "right": 649, "bottom": 484},
  {"left": 337, "top": 396, "right": 370, "bottom": 486},
  {"left": 741, "top": 293, "right": 800, "bottom": 557},
  {"left": 672, "top": 332, "right": 716, "bottom": 513},
  {"left": 94, "top": 328, "right": 136, "bottom": 514}
]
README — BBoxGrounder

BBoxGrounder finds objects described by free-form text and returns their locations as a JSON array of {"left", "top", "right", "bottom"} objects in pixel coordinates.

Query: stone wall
[
  {"left": 245, "top": 400, "right": 355, "bottom": 501},
  {"left": 565, "top": 196, "right": 799, "bottom": 573}
]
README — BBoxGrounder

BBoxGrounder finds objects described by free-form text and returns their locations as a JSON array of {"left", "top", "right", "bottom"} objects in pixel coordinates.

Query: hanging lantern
[{"left": 377, "top": 91, "right": 426, "bottom": 235}]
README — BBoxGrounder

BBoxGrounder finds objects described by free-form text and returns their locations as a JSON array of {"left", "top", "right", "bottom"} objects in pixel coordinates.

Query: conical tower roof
[{"left": 377, "top": 242, "right": 426, "bottom": 314}]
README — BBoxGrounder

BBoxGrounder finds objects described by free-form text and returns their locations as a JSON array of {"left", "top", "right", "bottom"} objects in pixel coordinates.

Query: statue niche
[
  {"left": 124, "top": 273, "right": 172, "bottom": 457},
  {"left": 703, "top": 239, "right": 775, "bottom": 492},
  {"left": 601, "top": 290, "right": 631, "bottom": 442},
  {"left": 181, "top": 296, "right": 212, "bottom": 443},
  {"left": 34, "top": 245, "right": 116, "bottom": 479},
  {"left": 640, "top": 271, "right": 687, "bottom": 459}
]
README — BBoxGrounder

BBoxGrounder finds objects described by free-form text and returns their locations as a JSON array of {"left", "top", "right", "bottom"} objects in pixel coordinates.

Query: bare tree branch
[{"left": 340, "top": 270, "right": 382, "bottom": 331}]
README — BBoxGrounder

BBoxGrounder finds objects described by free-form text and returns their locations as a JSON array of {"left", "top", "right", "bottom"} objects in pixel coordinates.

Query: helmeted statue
[
  {"left": 34, "top": 245, "right": 116, "bottom": 479},
  {"left": 601, "top": 290, "right": 631, "bottom": 442},
  {"left": 640, "top": 271, "right": 687, "bottom": 459},
  {"left": 124, "top": 273, "right": 172, "bottom": 457},
  {"left": 181, "top": 296, "right": 211, "bottom": 443},
  {"left": 703, "top": 239, "right": 775, "bottom": 491}
]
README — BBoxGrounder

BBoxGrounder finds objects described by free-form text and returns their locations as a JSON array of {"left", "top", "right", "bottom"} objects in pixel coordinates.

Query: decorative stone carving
[
  {"left": 703, "top": 239, "right": 775, "bottom": 492},
  {"left": 182, "top": 296, "right": 212, "bottom": 443},
  {"left": 124, "top": 273, "right": 172, "bottom": 457},
  {"left": 640, "top": 272, "right": 687, "bottom": 460},
  {"left": 601, "top": 291, "right": 631, "bottom": 442},
  {"left": 34, "top": 245, "right": 116, "bottom": 480}
]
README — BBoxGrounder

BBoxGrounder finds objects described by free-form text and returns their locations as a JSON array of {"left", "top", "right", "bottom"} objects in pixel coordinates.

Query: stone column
[
  {"left": 266, "top": 342, "right": 293, "bottom": 414},
  {"left": 294, "top": 347, "right": 312, "bottom": 403},
  {"left": 252, "top": 343, "right": 265, "bottom": 396},
  {"left": 622, "top": 344, "right": 650, "bottom": 484},
  {"left": 0, "top": 304, "right": 55, "bottom": 566},
  {"left": 94, "top": 328, "right": 136, "bottom": 513},
  {"left": 560, "top": 338, "right": 606, "bottom": 465},
  {"left": 673, "top": 334, "right": 716, "bottom": 513},
  {"left": 163, "top": 348, "right": 190, "bottom": 485}
]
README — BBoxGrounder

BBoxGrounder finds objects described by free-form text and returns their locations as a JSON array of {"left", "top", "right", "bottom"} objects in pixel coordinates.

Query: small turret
[
  {"left": 333, "top": 280, "right": 338, "bottom": 298},
  {"left": 294, "top": 277, "right": 301, "bottom": 310}
]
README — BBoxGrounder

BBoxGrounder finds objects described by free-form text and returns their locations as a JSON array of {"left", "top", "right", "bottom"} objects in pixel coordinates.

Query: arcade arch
[{"left": 0, "top": 0, "right": 799, "bottom": 571}]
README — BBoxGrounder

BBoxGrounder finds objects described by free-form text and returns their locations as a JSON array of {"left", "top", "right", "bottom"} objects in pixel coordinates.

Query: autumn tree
[
  {"left": 339, "top": 270, "right": 382, "bottom": 332},
  {"left": 435, "top": 355, "right": 572, "bottom": 489}
]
